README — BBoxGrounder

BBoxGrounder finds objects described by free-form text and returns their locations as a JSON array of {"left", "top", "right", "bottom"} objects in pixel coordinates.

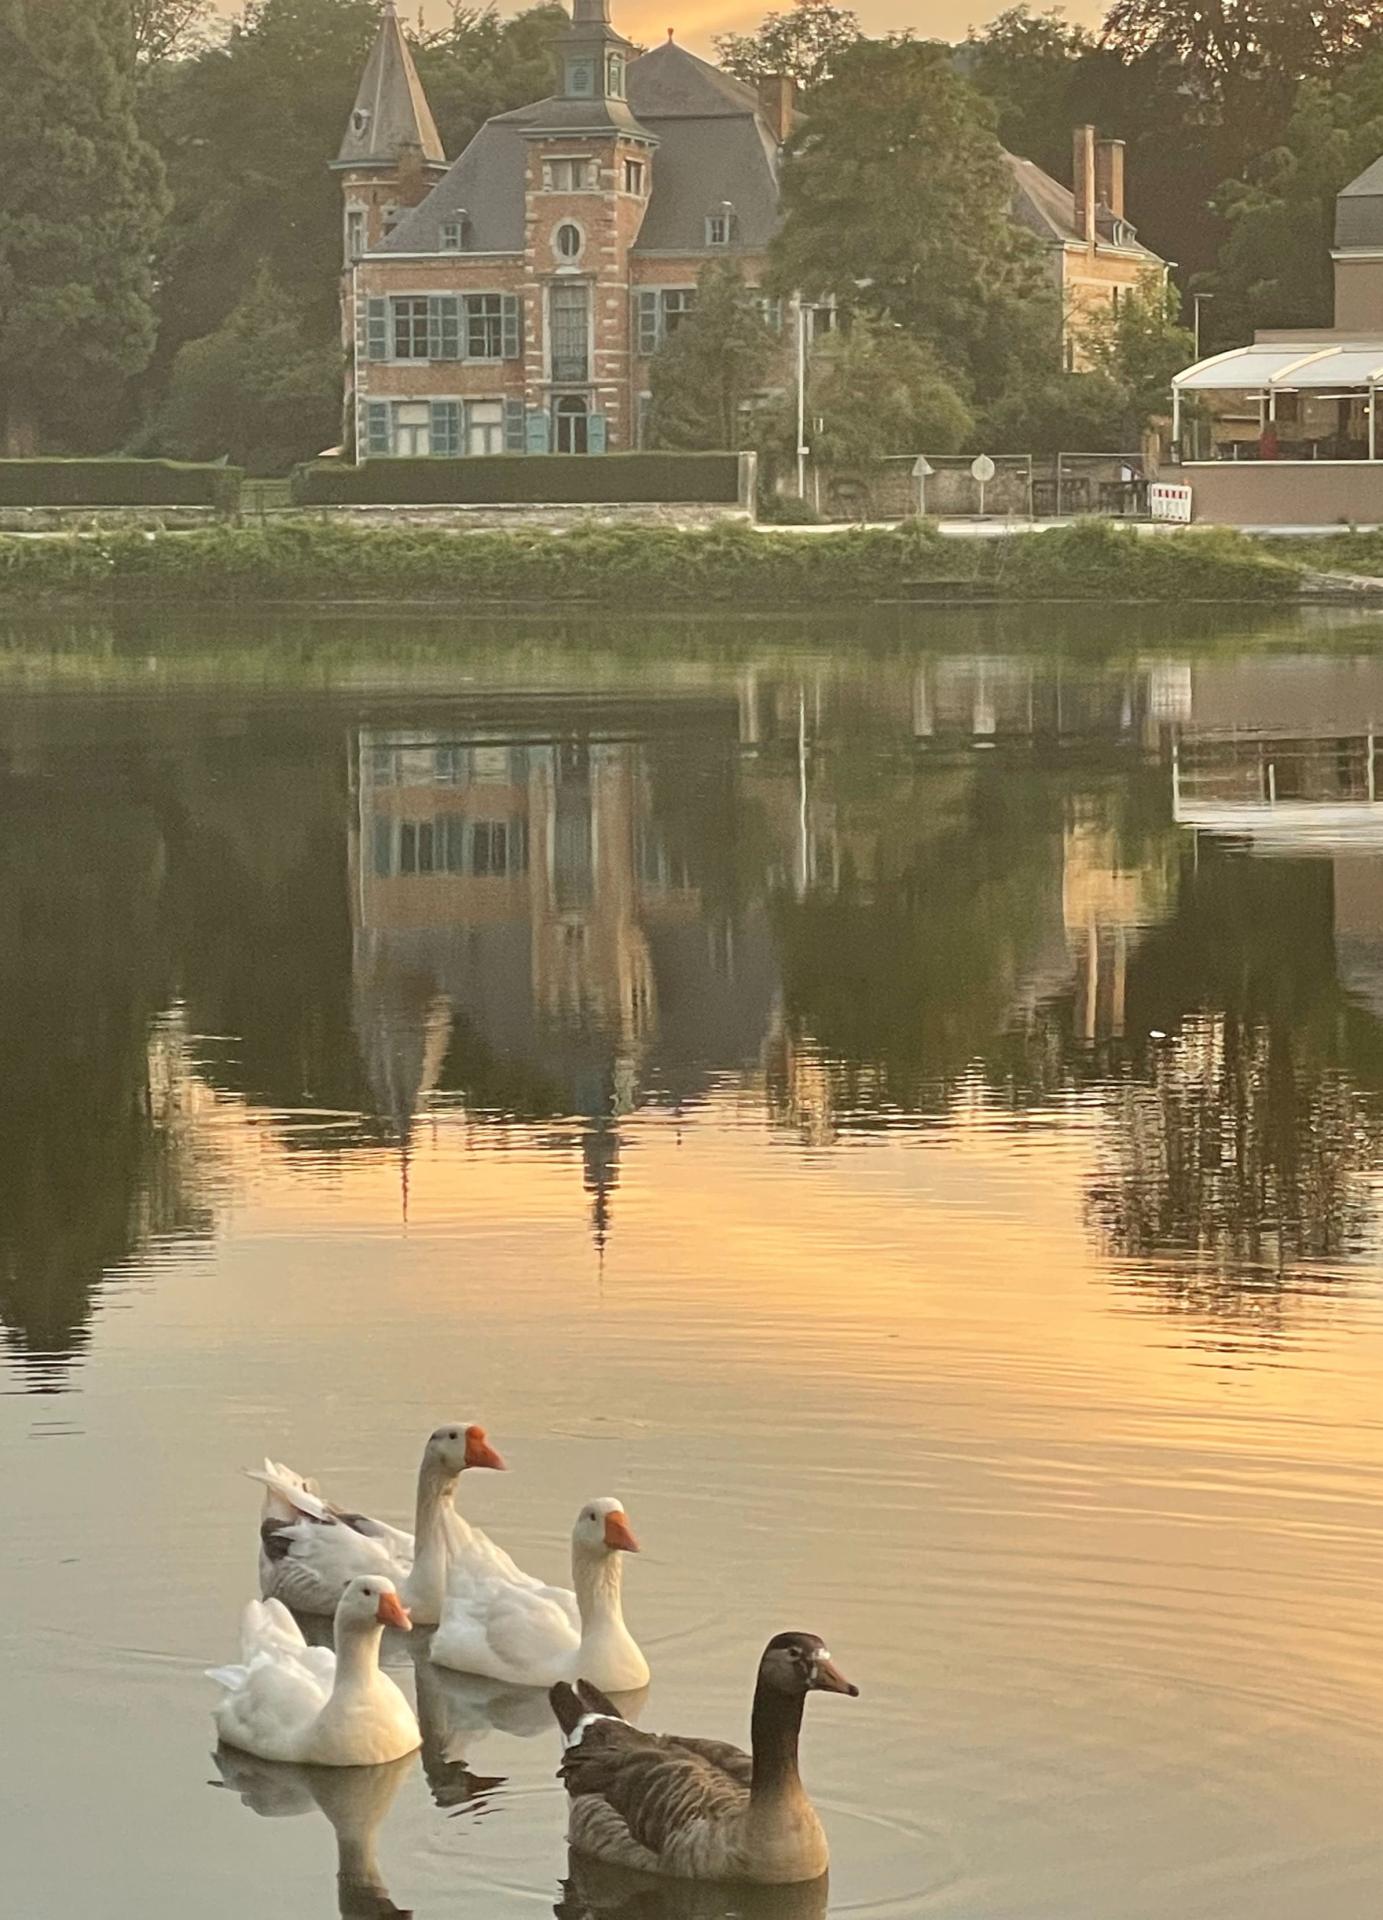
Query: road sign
[
  {"left": 912, "top": 455, "right": 934, "bottom": 517},
  {"left": 970, "top": 452, "right": 996, "bottom": 516}
]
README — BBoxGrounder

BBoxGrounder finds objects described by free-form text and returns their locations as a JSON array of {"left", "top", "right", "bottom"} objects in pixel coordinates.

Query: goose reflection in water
[
  {"left": 212, "top": 1747, "right": 414, "bottom": 1918},
  {"left": 409, "top": 1631, "right": 649, "bottom": 1810},
  {"left": 556, "top": 1852, "right": 828, "bottom": 1920}
]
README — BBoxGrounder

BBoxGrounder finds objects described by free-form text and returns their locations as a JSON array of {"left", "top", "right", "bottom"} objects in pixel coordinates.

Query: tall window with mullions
[{"left": 550, "top": 284, "right": 589, "bottom": 382}]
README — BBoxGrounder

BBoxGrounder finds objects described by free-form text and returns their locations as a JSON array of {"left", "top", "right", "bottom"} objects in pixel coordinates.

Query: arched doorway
[{"left": 554, "top": 395, "right": 589, "bottom": 454}]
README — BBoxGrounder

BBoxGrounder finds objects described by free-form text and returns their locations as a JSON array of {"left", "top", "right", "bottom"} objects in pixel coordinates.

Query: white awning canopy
[{"left": 1174, "top": 342, "right": 1383, "bottom": 390}]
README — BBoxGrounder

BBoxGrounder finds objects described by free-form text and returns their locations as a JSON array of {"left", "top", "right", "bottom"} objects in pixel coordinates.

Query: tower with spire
[{"left": 333, "top": 2, "right": 447, "bottom": 266}]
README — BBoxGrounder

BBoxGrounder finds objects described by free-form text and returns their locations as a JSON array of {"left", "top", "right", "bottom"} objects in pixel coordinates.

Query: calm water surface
[{"left": 8, "top": 607, "right": 1383, "bottom": 1919}]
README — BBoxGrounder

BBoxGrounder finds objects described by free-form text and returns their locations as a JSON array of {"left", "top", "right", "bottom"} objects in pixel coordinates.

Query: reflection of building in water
[
  {"left": 349, "top": 723, "right": 773, "bottom": 1238},
  {"left": 909, "top": 655, "right": 1192, "bottom": 749},
  {"left": 1060, "top": 812, "right": 1178, "bottom": 1043}
]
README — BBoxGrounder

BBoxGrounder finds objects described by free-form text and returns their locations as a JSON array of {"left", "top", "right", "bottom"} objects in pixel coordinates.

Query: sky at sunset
[{"left": 211, "top": 0, "right": 1108, "bottom": 60}]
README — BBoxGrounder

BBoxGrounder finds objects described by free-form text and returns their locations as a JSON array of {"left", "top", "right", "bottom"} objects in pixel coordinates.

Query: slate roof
[
  {"left": 1337, "top": 156, "right": 1383, "bottom": 250},
  {"left": 335, "top": 2, "right": 444, "bottom": 170},
  {"left": 380, "top": 38, "right": 781, "bottom": 258},
  {"left": 1007, "top": 152, "right": 1159, "bottom": 259}
]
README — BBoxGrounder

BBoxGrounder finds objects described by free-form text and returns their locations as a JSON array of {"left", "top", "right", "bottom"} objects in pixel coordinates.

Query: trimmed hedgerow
[
  {"left": 291, "top": 453, "right": 741, "bottom": 507},
  {"left": 0, "top": 458, "right": 242, "bottom": 513}
]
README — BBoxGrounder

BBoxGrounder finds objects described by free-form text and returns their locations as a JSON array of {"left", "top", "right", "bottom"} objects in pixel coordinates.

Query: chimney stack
[
  {"left": 1095, "top": 137, "right": 1125, "bottom": 222},
  {"left": 757, "top": 73, "right": 795, "bottom": 146},
  {"left": 1072, "top": 124, "right": 1097, "bottom": 247}
]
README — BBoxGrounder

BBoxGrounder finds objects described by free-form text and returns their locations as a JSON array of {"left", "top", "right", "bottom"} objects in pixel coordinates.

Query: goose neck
[
  {"left": 749, "top": 1681, "right": 806, "bottom": 1800},
  {"left": 413, "top": 1459, "right": 460, "bottom": 1548},
  {"left": 332, "top": 1618, "right": 385, "bottom": 1698},
  {"left": 573, "top": 1545, "right": 625, "bottom": 1629}
]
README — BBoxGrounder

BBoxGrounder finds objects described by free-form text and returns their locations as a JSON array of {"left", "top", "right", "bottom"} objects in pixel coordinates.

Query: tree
[
  {"left": 1208, "top": 50, "right": 1383, "bottom": 340},
  {"left": 131, "top": 0, "right": 212, "bottom": 64},
  {"left": 416, "top": 4, "right": 568, "bottom": 151},
  {"left": 1081, "top": 274, "right": 1193, "bottom": 427},
  {"left": 769, "top": 39, "right": 1042, "bottom": 385},
  {"left": 961, "top": 5, "right": 1091, "bottom": 183},
  {"left": 808, "top": 324, "right": 973, "bottom": 466},
  {"left": 647, "top": 265, "right": 777, "bottom": 451},
  {"left": 715, "top": 0, "right": 862, "bottom": 93},
  {"left": 983, "top": 369, "right": 1132, "bottom": 452},
  {"left": 0, "top": 0, "right": 168, "bottom": 452},
  {"left": 151, "top": 268, "right": 341, "bottom": 472},
  {"left": 1101, "top": 0, "right": 1383, "bottom": 103}
]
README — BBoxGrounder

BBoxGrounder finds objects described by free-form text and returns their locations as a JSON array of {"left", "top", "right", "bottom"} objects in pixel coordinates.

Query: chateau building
[{"left": 335, "top": 3, "right": 1162, "bottom": 459}]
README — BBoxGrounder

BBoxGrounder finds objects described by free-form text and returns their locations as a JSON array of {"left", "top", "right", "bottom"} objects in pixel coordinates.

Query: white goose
[
  {"left": 251, "top": 1423, "right": 505, "bottom": 1625},
  {"left": 430, "top": 1497, "right": 648, "bottom": 1692},
  {"left": 208, "top": 1576, "right": 422, "bottom": 1766}
]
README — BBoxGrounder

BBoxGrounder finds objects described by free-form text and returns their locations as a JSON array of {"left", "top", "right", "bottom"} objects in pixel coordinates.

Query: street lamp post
[
  {"left": 1192, "top": 291, "right": 1213, "bottom": 361},
  {"left": 794, "top": 292, "right": 809, "bottom": 500}
]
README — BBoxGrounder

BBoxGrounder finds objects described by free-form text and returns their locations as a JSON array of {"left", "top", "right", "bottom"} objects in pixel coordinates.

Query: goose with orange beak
[
  {"left": 431, "top": 1496, "right": 649, "bottom": 1694},
  {"left": 250, "top": 1422, "right": 507, "bottom": 1625},
  {"left": 208, "top": 1577, "right": 422, "bottom": 1766}
]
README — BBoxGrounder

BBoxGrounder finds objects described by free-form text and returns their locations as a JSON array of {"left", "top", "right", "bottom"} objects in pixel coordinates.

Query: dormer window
[
  {"left": 566, "top": 56, "right": 595, "bottom": 97},
  {"left": 706, "top": 206, "right": 737, "bottom": 247},
  {"left": 606, "top": 51, "right": 625, "bottom": 98},
  {"left": 351, "top": 107, "right": 371, "bottom": 136},
  {"left": 440, "top": 213, "right": 469, "bottom": 250}
]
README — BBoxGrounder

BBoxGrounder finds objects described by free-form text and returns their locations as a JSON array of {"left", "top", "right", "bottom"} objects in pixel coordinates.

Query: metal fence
[{"left": 805, "top": 451, "right": 1147, "bottom": 522}]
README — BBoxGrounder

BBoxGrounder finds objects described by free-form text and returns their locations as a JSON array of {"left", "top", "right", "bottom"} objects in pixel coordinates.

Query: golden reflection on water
[{"left": 8, "top": 624, "right": 1383, "bottom": 1917}]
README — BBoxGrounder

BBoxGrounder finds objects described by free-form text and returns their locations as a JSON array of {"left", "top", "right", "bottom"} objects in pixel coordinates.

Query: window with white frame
[
  {"left": 345, "top": 209, "right": 365, "bottom": 263},
  {"left": 545, "top": 158, "right": 595, "bottom": 191},
  {"left": 464, "top": 294, "right": 505, "bottom": 359},
  {"left": 465, "top": 399, "right": 505, "bottom": 456},
  {"left": 663, "top": 288, "right": 696, "bottom": 334},
  {"left": 393, "top": 401, "right": 432, "bottom": 456},
  {"left": 756, "top": 293, "right": 783, "bottom": 332},
  {"left": 705, "top": 208, "right": 737, "bottom": 246},
  {"left": 634, "top": 287, "right": 697, "bottom": 356},
  {"left": 623, "top": 158, "right": 644, "bottom": 195},
  {"left": 440, "top": 217, "right": 469, "bottom": 250},
  {"left": 550, "top": 282, "right": 590, "bottom": 382},
  {"left": 554, "top": 222, "right": 583, "bottom": 261},
  {"left": 391, "top": 297, "right": 430, "bottom": 358}
]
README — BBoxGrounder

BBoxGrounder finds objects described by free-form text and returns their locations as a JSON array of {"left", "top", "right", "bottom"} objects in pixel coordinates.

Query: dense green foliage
[
  {"left": 152, "top": 270, "right": 341, "bottom": 474},
  {"left": 648, "top": 267, "right": 778, "bottom": 453},
  {"left": 0, "top": 519, "right": 1303, "bottom": 606},
  {"left": 0, "top": 0, "right": 168, "bottom": 454},
  {"left": 0, "top": 459, "right": 240, "bottom": 510},
  {"left": 800, "top": 325, "right": 975, "bottom": 466},
  {"left": 292, "top": 453, "right": 742, "bottom": 505},
  {"left": 715, "top": 0, "right": 862, "bottom": 91}
]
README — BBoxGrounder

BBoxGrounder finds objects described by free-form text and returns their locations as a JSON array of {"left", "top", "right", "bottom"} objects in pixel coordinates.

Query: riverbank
[{"left": 0, "top": 517, "right": 1323, "bottom": 608}]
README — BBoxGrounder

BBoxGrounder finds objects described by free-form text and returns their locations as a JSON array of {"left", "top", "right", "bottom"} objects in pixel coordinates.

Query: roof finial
[{"left": 667, "top": 25, "right": 675, "bottom": 39}]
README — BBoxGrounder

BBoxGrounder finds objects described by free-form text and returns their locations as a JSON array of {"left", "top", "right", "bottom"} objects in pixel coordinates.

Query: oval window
[{"left": 555, "top": 222, "right": 582, "bottom": 260}]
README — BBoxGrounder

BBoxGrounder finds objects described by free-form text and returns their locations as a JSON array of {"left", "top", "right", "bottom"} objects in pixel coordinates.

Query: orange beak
[
  {"left": 603, "top": 1510, "right": 639, "bottom": 1553},
  {"left": 376, "top": 1589, "right": 412, "bottom": 1631},
  {"left": 464, "top": 1425, "right": 505, "bottom": 1471}
]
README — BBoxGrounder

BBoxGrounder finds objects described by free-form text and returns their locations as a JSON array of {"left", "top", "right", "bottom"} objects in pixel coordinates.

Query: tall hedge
[
  {"left": 291, "top": 454, "right": 742, "bottom": 507},
  {"left": 0, "top": 459, "right": 242, "bottom": 512}
]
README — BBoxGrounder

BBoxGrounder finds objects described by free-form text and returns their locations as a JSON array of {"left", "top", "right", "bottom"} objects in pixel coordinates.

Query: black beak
[{"left": 811, "top": 1655, "right": 858, "bottom": 1697}]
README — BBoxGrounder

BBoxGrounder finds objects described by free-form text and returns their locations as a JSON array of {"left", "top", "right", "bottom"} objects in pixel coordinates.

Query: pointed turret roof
[{"left": 335, "top": 2, "right": 445, "bottom": 171}]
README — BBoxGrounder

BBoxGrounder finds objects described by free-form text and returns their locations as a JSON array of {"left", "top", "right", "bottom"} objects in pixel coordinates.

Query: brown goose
[{"left": 551, "top": 1632, "right": 857, "bottom": 1884}]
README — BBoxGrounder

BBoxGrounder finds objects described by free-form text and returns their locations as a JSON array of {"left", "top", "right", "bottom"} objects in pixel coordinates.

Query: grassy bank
[{"left": 0, "top": 517, "right": 1306, "bottom": 608}]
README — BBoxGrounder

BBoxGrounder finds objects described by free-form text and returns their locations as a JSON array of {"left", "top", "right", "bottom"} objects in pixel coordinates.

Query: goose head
[
  {"left": 758, "top": 1632, "right": 857, "bottom": 1699},
  {"left": 339, "top": 1576, "right": 412, "bottom": 1633},
  {"left": 424, "top": 1422, "right": 506, "bottom": 1479},
  {"left": 573, "top": 1496, "right": 639, "bottom": 1557}
]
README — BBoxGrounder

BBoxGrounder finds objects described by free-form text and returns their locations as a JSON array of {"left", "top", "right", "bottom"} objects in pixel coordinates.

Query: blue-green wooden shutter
[
  {"left": 501, "top": 294, "right": 521, "bottom": 360},
  {"left": 504, "top": 396, "right": 526, "bottom": 452},
  {"left": 635, "top": 290, "right": 659, "bottom": 356},
  {"left": 364, "top": 400, "right": 390, "bottom": 456},
  {"left": 430, "top": 400, "right": 461, "bottom": 456},
  {"left": 524, "top": 409, "right": 551, "bottom": 454},
  {"left": 365, "top": 298, "right": 388, "bottom": 361},
  {"left": 428, "top": 295, "right": 460, "bottom": 360},
  {"left": 586, "top": 414, "right": 607, "bottom": 455}
]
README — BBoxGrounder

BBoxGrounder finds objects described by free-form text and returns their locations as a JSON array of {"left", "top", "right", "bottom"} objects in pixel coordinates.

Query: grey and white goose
[{"left": 550, "top": 1632, "right": 858, "bottom": 1885}]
